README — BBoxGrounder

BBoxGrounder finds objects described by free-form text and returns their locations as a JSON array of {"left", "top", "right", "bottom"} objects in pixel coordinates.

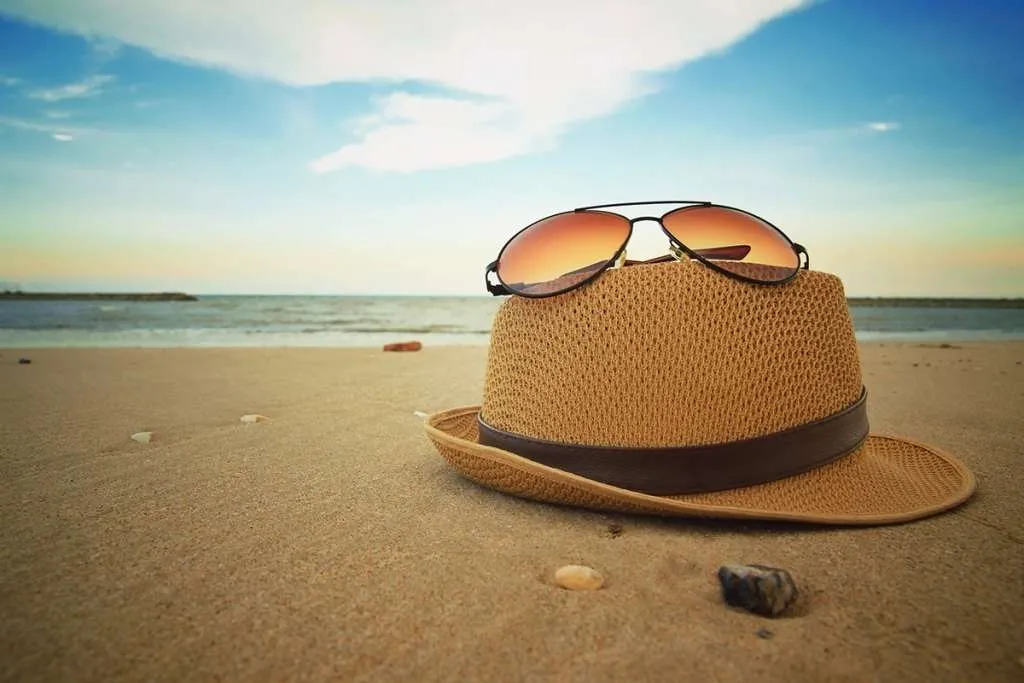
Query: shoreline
[
  {"left": 2, "top": 335, "right": 1024, "bottom": 351},
  {"left": 2, "top": 293, "right": 1022, "bottom": 307}
]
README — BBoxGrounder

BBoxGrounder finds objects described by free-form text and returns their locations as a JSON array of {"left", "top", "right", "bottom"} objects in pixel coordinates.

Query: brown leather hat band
[{"left": 477, "top": 388, "right": 870, "bottom": 495}]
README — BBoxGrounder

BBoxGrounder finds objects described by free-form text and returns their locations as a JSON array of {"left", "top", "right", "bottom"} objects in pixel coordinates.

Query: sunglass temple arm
[
  {"left": 485, "top": 261, "right": 512, "bottom": 296},
  {"left": 794, "top": 243, "right": 810, "bottom": 270}
]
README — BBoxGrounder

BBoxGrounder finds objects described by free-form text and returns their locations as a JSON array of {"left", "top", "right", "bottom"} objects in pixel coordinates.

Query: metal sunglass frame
[{"left": 485, "top": 200, "right": 809, "bottom": 298}]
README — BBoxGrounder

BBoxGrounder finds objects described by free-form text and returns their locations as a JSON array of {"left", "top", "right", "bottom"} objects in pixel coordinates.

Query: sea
[{"left": 1, "top": 295, "right": 1023, "bottom": 348}]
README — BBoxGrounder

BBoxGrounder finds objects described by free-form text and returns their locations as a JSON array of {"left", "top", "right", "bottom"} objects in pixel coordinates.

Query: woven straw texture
[
  {"left": 426, "top": 259, "right": 976, "bottom": 524},
  {"left": 482, "top": 260, "right": 861, "bottom": 446}
]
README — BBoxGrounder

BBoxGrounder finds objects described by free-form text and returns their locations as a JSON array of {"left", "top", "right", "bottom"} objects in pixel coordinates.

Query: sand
[{"left": 1, "top": 342, "right": 1022, "bottom": 682}]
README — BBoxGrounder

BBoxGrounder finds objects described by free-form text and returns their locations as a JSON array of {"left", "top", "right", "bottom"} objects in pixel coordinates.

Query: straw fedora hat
[{"left": 424, "top": 259, "right": 976, "bottom": 525}]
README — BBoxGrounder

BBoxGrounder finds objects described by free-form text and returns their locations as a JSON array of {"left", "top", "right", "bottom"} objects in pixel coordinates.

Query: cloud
[
  {"left": 1, "top": 75, "right": 21, "bottom": 87},
  {"left": 85, "top": 35, "right": 122, "bottom": 61},
  {"left": 0, "top": 115, "right": 98, "bottom": 137},
  {"left": 51, "top": 133, "right": 74, "bottom": 142},
  {"left": 309, "top": 92, "right": 534, "bottom": 173},
  {"left": 867, "top": 121, "right": 900, "bottom": 133},
  {"left": 44, "top": 110, "right": 72, "bottom": 119},
  {"left": 28, "top": 74, "right": 114, "bottom": 102},
  {"left": 0, "top": 0, "right": 810, "bottom": 172},
  {"left": 0, "top": 116, "right": 62, "bottom": 133}
]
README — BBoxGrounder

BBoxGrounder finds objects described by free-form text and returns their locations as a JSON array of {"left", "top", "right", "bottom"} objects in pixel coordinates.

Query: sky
[{"left": 0, "top": 0, "right": 1021, "bottom": 297}]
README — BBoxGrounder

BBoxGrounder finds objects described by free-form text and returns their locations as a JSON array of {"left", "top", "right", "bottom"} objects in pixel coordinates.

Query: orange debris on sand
[{"left": 383, "top": 341, "right": 422, "bottom": 352}]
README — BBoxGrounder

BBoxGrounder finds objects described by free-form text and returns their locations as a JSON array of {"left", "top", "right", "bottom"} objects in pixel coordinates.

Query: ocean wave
[
  {"left": 0, "top": 327, "right": 497, "bottom": 348},
  {"left": 235, "top": 324, "right": 491, "bottom": 335},
  {"left": 295, "top": 325, "right": 491, "bottom": 335},
  {"left": 203, "top": 316, "right": 381, "bottom": 327},
  {"left": 342, "top": 324, "right": 490, "bottom": 334}
]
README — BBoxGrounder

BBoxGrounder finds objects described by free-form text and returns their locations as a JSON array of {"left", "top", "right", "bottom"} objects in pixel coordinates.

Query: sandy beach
[{"left": 1, "top": 341, "right": 1022, "bottom": 682}]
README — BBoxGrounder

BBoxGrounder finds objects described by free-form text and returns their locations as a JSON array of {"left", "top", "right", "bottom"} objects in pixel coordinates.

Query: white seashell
[
  {"left": 240, "top": 414, "right": 271, "bottom": 424},
  {"left": 554, "top": 564, "right": 605, "bottom": 591},
  {"left": 130, "top": 431, "right": 153, "bottom": 443},
  {"left": 413, "top": 410, "right": 428, "bottom": 418}
]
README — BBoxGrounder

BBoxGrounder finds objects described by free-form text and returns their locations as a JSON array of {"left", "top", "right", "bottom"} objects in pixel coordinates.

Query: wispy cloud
[
  {"left": 0, "top": 115, "right": 99, "bottom": 137},
  {"left": 1, "top": 75, "right": 21, "bottom": 87},
  {"left": 755, "top": 120, "right": 906, "bottom": 153},
  {"left": 308, "top": 93, "right": 526, "bottom": 173},
  {"left": 44, "top": 110, "right": 73, "bottom": 119},
  {"left": 867, "top": 121, "right": 900, "bottom": 133},
  {"left": 0, "top": 116, "right": 64, "bottom": 134},
  {"left": 51, "top": 133, "right": 74, "bottom": 142},
  {"left": 27, "top": 74, "right": 115, "bottom": 102},
  {"left": 85, "top": 35, "right": 122, "bottom": 62},
  {"left": 0, "top": 0, "right": 811, "bottom": 172}
]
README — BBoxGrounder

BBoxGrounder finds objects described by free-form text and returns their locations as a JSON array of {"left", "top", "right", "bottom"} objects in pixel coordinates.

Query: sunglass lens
[
  {"left": 661, "top": 206, "right": 800, "bottom": 283},
  {"left": 496, "top": 211, "right": 631, "bottom": 296}
]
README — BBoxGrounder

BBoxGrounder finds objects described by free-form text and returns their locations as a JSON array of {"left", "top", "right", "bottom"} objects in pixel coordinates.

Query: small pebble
[
  {"left": 240, "top": 414, "right": 271, "bottom": 424},
  {"left": 413, "top": 410, "right": 428, "bottom": 418},
  {"left": 718, "top": 563, "right": 799, "bottom": 617},
  {"left": 606, "top": 523, "right": 623, "bottom": 538},
  {"left": 756, "top": 627, "right": 774, "bottom": 640},
  {"left": 130, "top": 431, "right": 153, "bottom": 443},
  {"left": 554, "top": 565, "right": 604, "bottom": 591},
  {"left": 18, "top": 357, "right": 31, "bottom": 364}
]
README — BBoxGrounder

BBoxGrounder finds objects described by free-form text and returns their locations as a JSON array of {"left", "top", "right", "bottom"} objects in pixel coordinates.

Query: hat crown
[{"left": 480, "top": 259, "right": 863, "bottom": 448}]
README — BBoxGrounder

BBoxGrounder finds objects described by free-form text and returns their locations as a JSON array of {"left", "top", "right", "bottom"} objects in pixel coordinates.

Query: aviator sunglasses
[{"left": 485, "top": 201, "right": 810, "bottom": 298}]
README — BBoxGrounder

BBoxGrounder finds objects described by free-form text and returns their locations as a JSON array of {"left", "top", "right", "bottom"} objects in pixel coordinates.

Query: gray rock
[{"left": 718, "top": 563, "right": 798, "bottom": 617}]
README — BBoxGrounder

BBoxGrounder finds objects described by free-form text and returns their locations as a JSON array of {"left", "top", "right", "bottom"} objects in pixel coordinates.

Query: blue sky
[{"left": 0, "top": 0, "right": 1021, "bottom": 297}]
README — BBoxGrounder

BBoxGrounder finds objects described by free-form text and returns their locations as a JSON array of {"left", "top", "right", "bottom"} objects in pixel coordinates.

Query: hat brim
[{"left": 424, "top": 406, "right": 977, "bottom": 526}]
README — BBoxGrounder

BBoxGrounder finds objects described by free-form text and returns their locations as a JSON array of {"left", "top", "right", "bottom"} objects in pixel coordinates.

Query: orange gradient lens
[
  {"left": 662, "top": 206, "right": 799, "bottom": 282},
  {"left": 497, "top": 211, "right": 631, "bottom": 296}
]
